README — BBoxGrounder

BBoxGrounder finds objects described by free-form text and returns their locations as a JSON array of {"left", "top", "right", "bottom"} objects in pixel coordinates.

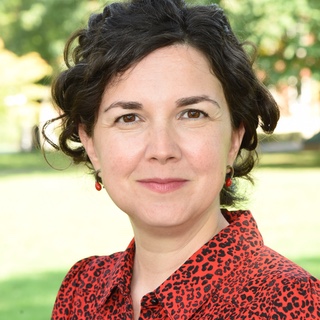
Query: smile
[{"left": 137, "top": 178, "right": 188, "bottom": 194}]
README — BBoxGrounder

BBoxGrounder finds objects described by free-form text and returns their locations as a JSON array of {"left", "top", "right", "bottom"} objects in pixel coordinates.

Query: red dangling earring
[
  {"left": 225, "top": 165, "right": 234, "bottom": 188},
  {"left": 95, "top": 181, "right": 102, "bottom": 191},
  {"left": 225, "top": 177, "right": 232, "bottom": 188},
  {"left": 94, "top": 169, "right": 102, "bottom": 191}
]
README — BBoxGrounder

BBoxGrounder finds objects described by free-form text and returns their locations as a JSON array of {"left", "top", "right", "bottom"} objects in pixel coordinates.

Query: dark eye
[
  {"left": 116, "top": 114, "right": 138, "bottom": 123},
  {"left": 180, "top": 109, "right": 208, "bottom": 119},
  {"left": 187, "top": 110, "right": 201, "bottom": 118},
  {"left": 122, "top": 114, "right": 136, "bottom": 122}
]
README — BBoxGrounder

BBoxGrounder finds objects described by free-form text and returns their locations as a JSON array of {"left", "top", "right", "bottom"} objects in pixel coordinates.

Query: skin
[{"left": 79, "top": 44, "right": 245, "bottom": 318}]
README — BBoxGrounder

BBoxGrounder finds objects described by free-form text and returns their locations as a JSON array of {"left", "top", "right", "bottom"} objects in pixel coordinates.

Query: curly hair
[{"left": 43, "top": 0, "right": 279, "bottom": 207}]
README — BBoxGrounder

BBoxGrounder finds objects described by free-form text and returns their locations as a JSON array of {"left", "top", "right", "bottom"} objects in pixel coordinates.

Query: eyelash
[
  {"left": 114, "top": 108, "right": 209, "bottom": 124},
  {"left": 179, "top": 109, "right": 209, "bottom": 119},
  {"left": 115, "top": 114, "right": 141, "bottom": 124}
]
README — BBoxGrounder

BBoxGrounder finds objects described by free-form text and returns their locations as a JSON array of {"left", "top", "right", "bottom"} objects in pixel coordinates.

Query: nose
[{"left": 145, "top": 123, "right": 182, "bottom": 164}]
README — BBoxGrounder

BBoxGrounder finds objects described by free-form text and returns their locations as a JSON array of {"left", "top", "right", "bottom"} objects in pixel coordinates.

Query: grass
[
  {"left": 0, "top": 150, "right": 319, "bottom": 319},
  {"left": 0, "top": 150, "right": 77, "bottom": 176},
  {"left": 0, "top": 272, "right": 64, "bottom": 320},
  {"left": 257, "top": 149, "right": 320, "bottom": 168}
]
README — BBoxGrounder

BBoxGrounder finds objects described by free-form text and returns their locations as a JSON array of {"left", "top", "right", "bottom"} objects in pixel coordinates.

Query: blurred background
[{"left": 0, "top": 0, "right": 319, "bottom": 319}]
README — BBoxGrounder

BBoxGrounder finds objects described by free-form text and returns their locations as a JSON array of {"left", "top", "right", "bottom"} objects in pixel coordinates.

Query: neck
[{"left": 130, "top": 209, "right": 229, "bottom": 297}]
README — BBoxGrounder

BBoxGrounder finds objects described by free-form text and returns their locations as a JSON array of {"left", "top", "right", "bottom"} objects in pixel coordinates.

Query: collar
[
  {"left": 74, "top": 239, "right": 135, "bottom": 311},
  {"left": 154, "top": 210, "right": 264, "bottom": 318},
  {"left": 76, "top": 210, "right": 263, "bottom": 317}
]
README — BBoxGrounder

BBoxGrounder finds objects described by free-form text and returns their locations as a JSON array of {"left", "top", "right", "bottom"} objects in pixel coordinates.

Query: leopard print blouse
[{"left": 51, "top": 210, "right": 320, "bottom": 319}]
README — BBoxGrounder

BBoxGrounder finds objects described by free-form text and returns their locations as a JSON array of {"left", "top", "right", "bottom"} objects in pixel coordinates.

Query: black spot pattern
[{"left": 51, "top": 210, "right": 320, "bottom": 319}]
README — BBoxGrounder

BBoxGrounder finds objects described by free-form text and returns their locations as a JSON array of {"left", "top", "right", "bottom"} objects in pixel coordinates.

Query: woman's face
[{"left": 80, "top": 45, "right": 244, "bottom": 231}]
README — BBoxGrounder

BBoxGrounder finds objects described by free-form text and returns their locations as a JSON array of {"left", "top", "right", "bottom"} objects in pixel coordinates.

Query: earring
[
  {"left": 225, "top": 165, "right": 234, "bottom": 188},
  {"left": 94, "top": 169, "right": 102, "bottom": 191}
]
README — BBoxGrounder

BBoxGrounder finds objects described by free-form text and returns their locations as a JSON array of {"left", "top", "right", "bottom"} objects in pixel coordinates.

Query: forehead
[
  {"left": 102, "top": 44, "right": 225, "bottom": 106},
  {"left": 107, "top": 45, "right": 213, "bottom": 86}
]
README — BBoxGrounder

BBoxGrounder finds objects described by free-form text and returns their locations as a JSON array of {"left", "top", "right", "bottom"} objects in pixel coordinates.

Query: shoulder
[
  {"left": 242, "top": 245, "right": 320, "bottom": 318},
  {"left": 248, "top": 245, "right": 320, "bottom": 289},
  {"left": 51, "top": 252, "right": 123, "bottom": 318},
  {"left": 59, "top": 252, "right": 122, "bottom": 288}
]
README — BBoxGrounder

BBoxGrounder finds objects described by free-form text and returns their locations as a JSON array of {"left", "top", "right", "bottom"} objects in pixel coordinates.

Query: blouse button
[{"left": 151, "top": 298, "right": 159, "bottom": 305}]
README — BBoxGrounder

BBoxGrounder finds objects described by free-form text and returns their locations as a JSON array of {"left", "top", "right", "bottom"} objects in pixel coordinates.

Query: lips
[{"left": 137, "top": 178, "right": 188, "bottom": 193}]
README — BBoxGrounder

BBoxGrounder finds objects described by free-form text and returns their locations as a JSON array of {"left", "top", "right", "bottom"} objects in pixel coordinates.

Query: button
[{"left": 151, "top": 298, "right": 159, "bottom": 305}]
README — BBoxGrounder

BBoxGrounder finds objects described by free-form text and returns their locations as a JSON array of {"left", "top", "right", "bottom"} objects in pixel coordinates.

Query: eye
[
  {"left": 180, "top": 109, "right": 208, "bottom": 119},
  {"left": 116, "top": 113, "right": 139, "bottom": 123}
]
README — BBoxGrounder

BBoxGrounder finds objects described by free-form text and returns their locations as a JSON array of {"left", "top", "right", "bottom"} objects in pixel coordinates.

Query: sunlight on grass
[{"left": 249, "top": 168, "right": 320, "bottom": 259}]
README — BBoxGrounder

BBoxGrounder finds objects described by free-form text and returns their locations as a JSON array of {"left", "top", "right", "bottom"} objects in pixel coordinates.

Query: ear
[
  {"left": 228, "top": 123, "right": 245, "bottom": 164},
  {"left": 78, "top": 124, "right": 101, "bottom": 170}
]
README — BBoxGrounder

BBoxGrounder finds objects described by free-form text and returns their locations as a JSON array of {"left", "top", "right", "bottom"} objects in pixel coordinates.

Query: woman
[{"left": 46, "top": 0, "right": 320, "bottom": 319}]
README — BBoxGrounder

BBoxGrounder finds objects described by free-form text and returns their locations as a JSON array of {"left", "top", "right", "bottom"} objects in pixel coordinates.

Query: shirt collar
[
  {"left": 78, "top": 210, "right": 263, "bottom": 316},
  {"left": 76, "top": 239, "right": 135, "bottom": 311},
  {"left": 155, "top": 210, "right": 264, "bottom": 318}
]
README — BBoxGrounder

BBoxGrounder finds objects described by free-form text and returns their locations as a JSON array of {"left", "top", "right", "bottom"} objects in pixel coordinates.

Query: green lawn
[
  {"left": 0, "top": 150, "right": 319, "bottom": 319},
  {"left": 0, "top": 150, "right": 77, "bottom": 175},
  {"left": 0, "top": 272, "right": 64, "bottom": 320},
  {"left": 258, "top": 149, "right": 320, "bottom": 168}
]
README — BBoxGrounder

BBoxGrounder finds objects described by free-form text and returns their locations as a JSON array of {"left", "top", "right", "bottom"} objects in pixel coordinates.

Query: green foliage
[
  {"left": 210, "top": 0, "right": 320, "bottom": 84},
  {"left": 1, "top": 0, "right": 319, "bottom": 83},
  {"left": 305, "top": 131, "right": 320, "bottom": 143},
  {"left": 1, "top": 0, "right": 75, "bottom": 66},
  {"left": 0, "top": 0, "right": 103, "bottom": 68}
]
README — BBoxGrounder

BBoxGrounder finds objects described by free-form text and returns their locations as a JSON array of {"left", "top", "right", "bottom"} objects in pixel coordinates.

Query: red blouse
[{"left": 52, "top": 210, "right": 320, "bottom": 319}]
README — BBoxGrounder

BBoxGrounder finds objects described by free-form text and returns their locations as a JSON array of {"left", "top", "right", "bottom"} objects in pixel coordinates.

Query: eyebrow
[
  {"left": 175, "top": 95, "right": 220, "bottom": 108},
  {"left": 103, "top": 95, "right": 220, "bottom": 113},
  {"left": 104, "top": 101, "right": 142, "bottom": 113}
]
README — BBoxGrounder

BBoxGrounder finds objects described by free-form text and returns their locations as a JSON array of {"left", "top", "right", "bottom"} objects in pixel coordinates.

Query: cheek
[
  {"left": 185, "top": 130, "right": 231, "bottom": 170},
  {"left": 96, "top": 135, "right": 142, "bottom": 175}
]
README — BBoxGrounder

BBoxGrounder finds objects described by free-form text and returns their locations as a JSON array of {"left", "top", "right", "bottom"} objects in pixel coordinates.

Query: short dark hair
[{"left": 43, "top": 0, "right": 279, "bottom": 207}]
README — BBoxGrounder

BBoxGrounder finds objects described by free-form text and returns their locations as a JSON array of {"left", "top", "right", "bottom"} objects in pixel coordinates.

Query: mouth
[{"left": 137, "top": 178, "right": 188, "bottom": 194}]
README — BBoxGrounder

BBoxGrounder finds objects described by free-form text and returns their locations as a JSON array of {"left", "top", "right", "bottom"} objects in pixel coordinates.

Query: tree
[
  {"left": 219, "top": 0, "right": 320, "bottom": 84},
  {"left": 0, "top": 0, "right": 103, "bottom": 69},
  {"left": 0, "top": 0, "right": 318, "bottom": 150},
  {"left": 1, "top": 0, "right": 319, "bottom": 85}
]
